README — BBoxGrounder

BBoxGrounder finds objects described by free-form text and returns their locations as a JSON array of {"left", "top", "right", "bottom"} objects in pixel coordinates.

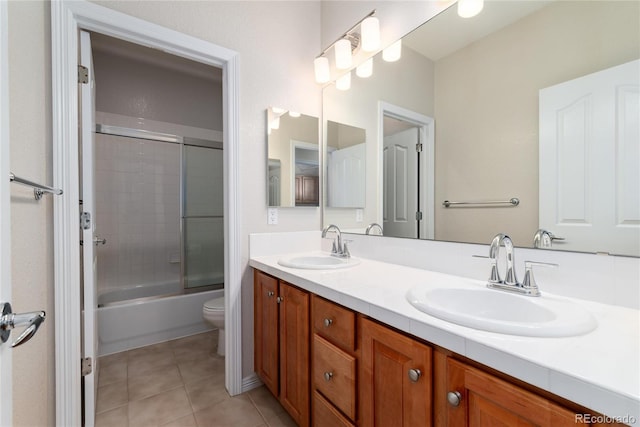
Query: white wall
[
  {"left": 7, "top": 1, "right": 321, "bottom": 425},
  {"left": 7, "top": 2, "right": 56, "bottom": 425}
]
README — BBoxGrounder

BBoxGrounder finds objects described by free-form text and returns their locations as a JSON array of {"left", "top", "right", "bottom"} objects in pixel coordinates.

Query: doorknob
[
  {"left": 93, "top": 236, "right": 106, "bottom": 245},
  {"left": 0, "top": 302, "right": 46, "bottom": 348}
]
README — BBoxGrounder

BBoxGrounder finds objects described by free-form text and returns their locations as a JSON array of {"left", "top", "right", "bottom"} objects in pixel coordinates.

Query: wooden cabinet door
[
  {"left": 445, "top": 358, "right": 587, "bottom": 427},
  {"left": 279, "top": 282, "right": 310, "bottom": 427},
  {"left": 254, "top": 270, "right": 279, "bottom": 396},
  {"left": 360, "top": 318, "right": 432, "bottom": 427}
]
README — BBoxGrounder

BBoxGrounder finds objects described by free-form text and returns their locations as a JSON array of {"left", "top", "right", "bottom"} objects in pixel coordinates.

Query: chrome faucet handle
[
  {"left": 521, "top": 261, "right": 558, "bottom": 296},
  {"left": 342, "top": 239, "right": 353, "bottom": 258}
]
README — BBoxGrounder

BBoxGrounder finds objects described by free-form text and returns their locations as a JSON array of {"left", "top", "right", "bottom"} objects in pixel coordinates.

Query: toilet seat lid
[{"left": 204, "top": 296, "right": 224, "bottom": 311}]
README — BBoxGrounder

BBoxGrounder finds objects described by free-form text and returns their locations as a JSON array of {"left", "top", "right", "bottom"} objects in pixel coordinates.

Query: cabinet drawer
[
  {"left": 313, "top": 390, "right": 355, "bottom": 427},
  {"left": 312, "top": 295, "right": 356, "bottom": 352},
  {"left": 313, "top": 334, "right": 357, "bottom": 420}
]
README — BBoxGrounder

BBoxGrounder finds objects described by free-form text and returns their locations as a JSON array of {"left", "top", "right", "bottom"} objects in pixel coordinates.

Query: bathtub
[{"left": 97, "top": 282, "right": 223, "bottom": 356}]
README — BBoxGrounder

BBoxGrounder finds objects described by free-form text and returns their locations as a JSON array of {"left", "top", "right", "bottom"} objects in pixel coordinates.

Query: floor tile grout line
[{"left": 246, "top": 391, "right": 271, "bottom": 426}]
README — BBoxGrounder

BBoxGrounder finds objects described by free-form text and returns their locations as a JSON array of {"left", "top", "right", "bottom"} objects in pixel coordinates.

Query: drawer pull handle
[
  {"left": 267, "top": 291, "right": 274, "bottom": 297},
  {"left": 447, "top": 391, "right": 462, "bottom": 407},
  {"left": 408, "top": 368, "right": 421, "bottom": 382},
  {"left": 324, "top": 372, "right": 333, "bottom": 381},
  {"left": 323, "top": 318, "right": 333, "bottom": 327}
]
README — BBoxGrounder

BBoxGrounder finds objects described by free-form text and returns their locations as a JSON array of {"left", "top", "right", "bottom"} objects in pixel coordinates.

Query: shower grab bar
[
  {"left": 443, "top": 197, "right": 519, "bottom": 208},
  {"left": 9, "top": 172, "right": 63, "bottom": 200}
]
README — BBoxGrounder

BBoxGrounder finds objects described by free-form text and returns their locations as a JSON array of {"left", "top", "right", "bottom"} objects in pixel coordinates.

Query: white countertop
[{"left": 250, "top": 252, "right": 640, "bottom": 425}]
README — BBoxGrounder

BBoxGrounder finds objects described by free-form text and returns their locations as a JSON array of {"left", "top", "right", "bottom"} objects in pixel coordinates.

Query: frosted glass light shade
[
  {"left": 382, "top": 40, "right": 402, "bottom": 62},
  {"left": 335, "top": 39, "right": 352, "bottom": 70},
  {"left": 271, "top": 117, "right": 280, "bottom": 130},
  {"left": 356, "top": 58, "right": 373, "bottom": 78},
  {"left": 458, "top": 0, "right": 484, "bottom": 18},
  {"left": 314, "top": 56, "right": 330, "bottom": 83},
  {"left": 336, "top": 72, "right": 351, "bottom": 91},
  {"left": 361, "top": 17, "right": 380, "bottom": 52},
  {"left": 288, "top": 111, "right": 301, "bottom": 118}
]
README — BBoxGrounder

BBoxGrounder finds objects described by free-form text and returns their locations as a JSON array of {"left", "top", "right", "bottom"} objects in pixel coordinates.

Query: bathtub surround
[{"left": 97, "top": 288, "right": 221, "bottom": 356}]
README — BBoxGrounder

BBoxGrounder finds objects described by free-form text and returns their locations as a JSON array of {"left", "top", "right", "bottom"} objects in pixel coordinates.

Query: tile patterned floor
[{"left": 96, "top": 331, "right": 297, "bottom": 427}]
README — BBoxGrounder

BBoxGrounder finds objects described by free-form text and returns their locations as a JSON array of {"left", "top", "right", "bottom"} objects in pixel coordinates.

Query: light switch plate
[
  {"left": 268, "top": 208, "right": 278, "bottom": 225},
  {"left": 356, "top": 209, "right": 364, "bottom": 222}
]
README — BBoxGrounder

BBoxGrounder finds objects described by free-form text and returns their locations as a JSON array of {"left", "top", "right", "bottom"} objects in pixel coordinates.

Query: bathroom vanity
[{"left": 250, "top": 234, "right": 639, "bottom": 427}]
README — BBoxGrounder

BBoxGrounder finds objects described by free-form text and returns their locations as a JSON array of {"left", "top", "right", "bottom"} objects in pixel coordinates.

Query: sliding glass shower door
[{"left": 183, "top": 144, "right": 224, "bottom": 289}]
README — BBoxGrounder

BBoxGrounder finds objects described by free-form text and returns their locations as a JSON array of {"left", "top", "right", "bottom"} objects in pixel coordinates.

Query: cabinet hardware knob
[
  {"left": 324, "top": 372, "right": 333, "bottom": 381},
  {"left": 276, "top": 296, "right": 283, "bottom": 304},
  {"left": 447, "top": 391, "right": 462, "bottom": 407},
  {"left": 323, "top": 318, "right": 333, "bottom": 327},
  {"left": 267, "top": 291, "right": 274, "bottom": 297},
  {"left": 408, "top": 368, "right": 422, "bottom": 383}
]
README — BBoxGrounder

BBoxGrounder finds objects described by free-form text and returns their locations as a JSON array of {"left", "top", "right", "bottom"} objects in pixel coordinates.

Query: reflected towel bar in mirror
[
  {"left": 9, "top": 172, "right": 63, "bottom": 200},
  {"left": 442, "top": 198, "right": 519, "bottom": 208}
]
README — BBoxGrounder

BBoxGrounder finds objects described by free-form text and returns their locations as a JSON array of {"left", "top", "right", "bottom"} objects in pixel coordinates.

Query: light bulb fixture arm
[{"left": 315, "top": 9, "right": 377, "bottom": 59}]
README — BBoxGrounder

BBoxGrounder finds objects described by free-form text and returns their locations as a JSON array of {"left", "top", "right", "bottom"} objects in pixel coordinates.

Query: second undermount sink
[
  {"left": 278, "top": 254, "right": 360, "bottom": 270},
  {"left": 406, "top": 283, "right": 597, "bottom": 337}
]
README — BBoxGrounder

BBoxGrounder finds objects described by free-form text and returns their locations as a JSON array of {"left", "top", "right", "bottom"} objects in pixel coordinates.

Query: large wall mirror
[
  {"left": 267, "top": 107, "right": 320, "bottom": 207},
  {"left": 323, "top": 1, "right": 639, "bottom": 256}
]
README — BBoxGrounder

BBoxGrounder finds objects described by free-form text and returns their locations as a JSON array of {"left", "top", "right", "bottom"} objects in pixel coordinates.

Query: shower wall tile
[{"left": 95, "top": 133, "right": 182, "bottom": 294}]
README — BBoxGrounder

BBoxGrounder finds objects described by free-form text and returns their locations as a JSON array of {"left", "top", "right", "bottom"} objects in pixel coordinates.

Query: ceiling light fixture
[
  {"left": 458, "top": 0, "right": 484, "bottom": 18},
  {"left": 313, "top": 10, "right": 379, "bottom": 84}
]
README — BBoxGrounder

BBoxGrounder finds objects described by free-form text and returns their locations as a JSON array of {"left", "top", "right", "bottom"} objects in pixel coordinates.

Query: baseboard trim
[{"left": 241, "top": 373, "right": 263, "bottom": 393}]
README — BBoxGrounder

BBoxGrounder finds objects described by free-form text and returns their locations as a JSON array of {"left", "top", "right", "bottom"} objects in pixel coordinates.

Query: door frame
[
  {"left": 378, "top": 101, "right": 435, "bottom": 239},
  {"left": 0, "top": 1, "right": 12, "bottom": 425},
  {"left": 51, "top": 2, "right": 241, "bottom": 426}
]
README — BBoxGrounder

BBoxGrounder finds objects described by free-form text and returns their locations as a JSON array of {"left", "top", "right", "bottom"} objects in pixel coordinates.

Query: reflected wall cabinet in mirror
[
  {"left": 267, "top": 107, "right": 320, "bottom": 208},
  {"left": 322, "top": 1, "right": 640, "bottom": 256}
]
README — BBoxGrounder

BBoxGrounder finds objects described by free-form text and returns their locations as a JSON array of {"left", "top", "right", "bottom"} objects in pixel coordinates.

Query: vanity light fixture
[
  {"left": 336, "top": 71, "right": 351, "bottom": 91},
  {"left": 313, "top": 10, "right": 379, "bottom": 84},
  {"left": 458, "top": 0, "right": 484, "bottom": 18},
  {"left": 382, "top": 39, "right": 402, "bottom": 62},
  {"left": 288, "top": 111, "right": 301, "bottom": 118},
  {"left": 356, "top": 57, "right": 373, "bottom": 78},
  {"left": 314, "top": 56, "right": 330, "bottom": 84},
  {"left": 270, "top": 116, "right": 280, "bottom": 130},
  {"left": 361, "top": 16, "right": 380, "bottom": 52},
  {"left": 335, "top": 38, "right": 353, "bottom": 70}
]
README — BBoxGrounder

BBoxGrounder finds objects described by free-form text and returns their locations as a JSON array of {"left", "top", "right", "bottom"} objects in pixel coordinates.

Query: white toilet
[{"left": 202, "top": 296, "right": 225, "bottom": 356}]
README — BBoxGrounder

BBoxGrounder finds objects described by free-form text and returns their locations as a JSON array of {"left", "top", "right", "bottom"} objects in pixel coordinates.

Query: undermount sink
[
  {"left": 278, "top": 254, "right": 361, "bottom": 270},
  {"left": 406, "top": 283, "right": 597, "bottom": 337}
]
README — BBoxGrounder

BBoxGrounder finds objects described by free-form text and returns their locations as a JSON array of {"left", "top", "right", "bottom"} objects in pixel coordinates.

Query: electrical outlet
[
  {"left": 356, "top": 209, "right": 364, "bottom": 222},
  {"left": 267, "top": 208, "right": 278, "bottom": 225}
]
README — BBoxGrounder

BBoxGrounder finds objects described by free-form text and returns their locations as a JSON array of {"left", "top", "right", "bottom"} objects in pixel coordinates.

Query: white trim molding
[
  {"left": 51, "top": 2, "right": 242, "bottom": 425},
  {"left": 378, "top": 101, "right": 435, "bottom": 240}
]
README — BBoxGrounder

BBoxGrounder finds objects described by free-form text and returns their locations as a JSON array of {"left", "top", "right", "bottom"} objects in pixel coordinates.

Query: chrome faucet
[
  {"left": 489, "top": 233, "right": 518, "bottom": 286},
  {"left": 483, "top": 233, "right": 557, "bottom": 296},
  {"left": 365, "top": 223, "right": 383, "bottom": 235},
  {"left": 533, "top": 229, "right": 564, "bottom": 249},
  {"left": 322, "top": 224, "right": 350, "bottom": 258}
]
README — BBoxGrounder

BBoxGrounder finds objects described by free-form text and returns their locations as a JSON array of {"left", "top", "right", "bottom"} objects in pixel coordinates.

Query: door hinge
[
  {"left": 81, "top": 357, "right": 92, "bottom": 376},
  {"left": 80, "top": 212, "right": 91, "bottom": 230},
  {"left": 416, "top": 143, "right": 423, "bottom": 152},
  {"left": 78, "top": 65, "right": 89, "bottom": 84},
  {"left": 416, "top": 211, "right": 423, "bottom": 221}
]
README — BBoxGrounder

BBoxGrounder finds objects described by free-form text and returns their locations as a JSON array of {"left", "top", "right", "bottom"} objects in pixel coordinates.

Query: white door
[
  {"left": 327, "top": 143, "right": 366, "bottom": 208},
  {"left": 80, "top": 30, "right": 98, "bottom": 427},
  {"left": 539, "top": 59, "right": 640, "bottom": 255},
  {"left": 383, "top": 127, "right": 419, "bottom": 238}
]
